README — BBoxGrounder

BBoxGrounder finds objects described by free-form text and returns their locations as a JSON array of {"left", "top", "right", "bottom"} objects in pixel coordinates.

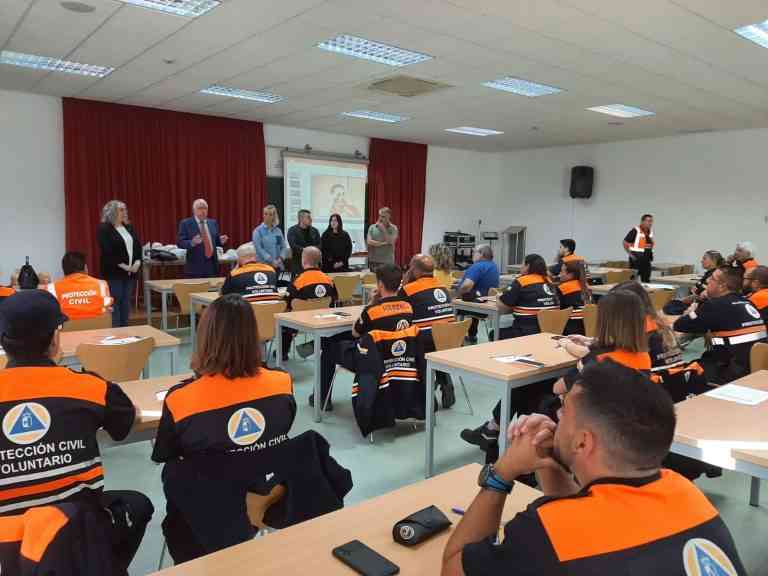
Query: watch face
[{"left": 478, "top": 464, "right": 492, "bottom": 487}]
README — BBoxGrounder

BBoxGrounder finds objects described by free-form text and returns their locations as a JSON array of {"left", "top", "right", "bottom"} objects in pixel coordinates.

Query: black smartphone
[
  {"left": 332, "top": 540, "right": 400, "bottom": 576},
  {"left": 335, "top": 311, "right": 352, "bottom": 317}
]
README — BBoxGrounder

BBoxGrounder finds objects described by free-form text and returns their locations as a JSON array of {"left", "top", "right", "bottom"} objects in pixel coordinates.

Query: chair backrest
[
  {"left": 291, "top": 297, "right": 332, "bottom": 312},
  {"left": 333, "top": 275, "right": 361, "bottom": 304},
  {"left": 750, "top": 343, "right": 768, "bottom": 373},
  {"left": 649, "top": 290, "right": 675, "bottom": 311},
  {"left": 582, "top": 304, "right": 599, "bottom": 338},
  {"left": 451, "top": 270, "right": 464, "bottom": 280},
  {"left": 605, "top": 260, "right": 628, "bottom": 269},
  {"left": 537, "top": 307, "right": 573, "bottom": 335},
  {"left": 174, "top": 282, "right": 210, "bottom": 315},
  {"left": 245, "top": 485, "right": 286, "bottom": 530},
  {"left": 605, "top": 269, "right": 634, "bottom": 284},
  {"left": 431, "top": 319, "right": 472, "bottom": 351},
  {"left": 0, "top": 355, "right": 6, "bottom": 369},
  {"left": 250, "top": 301, "right": 288, "bottom": 343},
  {"left": 679, "top": 265, "right": 695, "bottom": 274},
  {"left": 76, "top": 337, "right": 155, "bottom": 382},
  {"left": 62, "top": 313, "right": 112, "bottom": 332},
  {"left": 362, "top": 272, "right": 376, "bottom": 285}
]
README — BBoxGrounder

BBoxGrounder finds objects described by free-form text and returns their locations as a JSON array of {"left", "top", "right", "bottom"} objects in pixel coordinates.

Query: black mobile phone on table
[
  {"left": 335, "top": 311, "right": 352, "bottom": 317},
  {"left": 332, "top": 540, "right": 400, "bottom": 575}
]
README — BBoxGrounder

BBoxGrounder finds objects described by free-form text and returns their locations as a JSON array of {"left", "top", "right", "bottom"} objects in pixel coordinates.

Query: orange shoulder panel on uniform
[
  {"left": 368, "top": 325, "right": 420, "bottom": 343},
  {"left": 743, "top": 259, "right": 759, "bottom": 270},
  {"left": 596, "top": 349, "right": 652, "bottom": 371},
  {"left": 517, "top": 274, "right": 547, "bottom": 287},
  {"left": 19, "top": 506, "right": 70, "bottom": 563},
  {"left": 0, "top": 286, "right": 16, "bottom": 298},
  {"left": 645, "top": 316, "right": 658, "bottom": 334},
  {"left": 402, "top": 276, "right": 440, "bottom": 296},
  {"left": 232, "top": 262, "right": 276, "bottom": 277},
  {"left": 0, "top": 368, "right": 107, "bottom": 405},
  {"left": 537, "top": 470, "right": 718, "bottom": 562},
  {"left": 558, "top": 279, "right": 582, "bottom": 296},
  {"left": 749, "top": 288, "right": 768, "bottom": 311},
  {"left": 562, "top": 254, "right": 584, "bottom": 263},
  {"left": 294, "top": 269, "right": 332, "bottom": 290},
  {"left": 367, "top": 300, "right": 413, "bottom": 321},
  {"left": 166, "top": 369, "right": 293, "bottom": 423}
]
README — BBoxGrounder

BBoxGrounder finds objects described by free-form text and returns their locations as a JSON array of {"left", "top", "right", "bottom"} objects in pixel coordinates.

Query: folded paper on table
[
  {"left": 704, "top": 384, "right": 768, "bottom": 406},
  {"left": 100, "top": 336, "right": 142, "bottom": 346}
]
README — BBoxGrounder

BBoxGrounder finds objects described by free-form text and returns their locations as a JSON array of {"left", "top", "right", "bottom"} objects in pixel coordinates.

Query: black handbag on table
[{"left": 392, "top": 505, "right": 451, "bottom": 546}]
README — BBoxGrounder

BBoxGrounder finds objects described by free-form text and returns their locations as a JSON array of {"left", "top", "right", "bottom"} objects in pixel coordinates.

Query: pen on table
[
  {"left": 451, "top": 507, "right": 465, "bottom": 516},
  {"left": 489, "top": 353, "right": 533, "bottom": 359}
]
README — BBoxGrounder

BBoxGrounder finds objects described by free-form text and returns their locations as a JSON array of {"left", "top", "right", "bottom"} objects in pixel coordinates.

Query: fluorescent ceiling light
[
  {"left": 201, "top": 85, "right": 284, "bottom": 103},
  {"left": 340, "top": 110, "right": 409, "bottom": 123},
  {"left": 317, "top": 34, "right": 432, "bottom": 67},
  {"left": 445, "top": 126, "right": 504, "bottom": 136},
  {"left": 587, "top": 104, "right": 655, "bottom": 118},
  {"left": 483, "top": 76, "right": 562, "bottom": 97},
  {"left": 0, "top": 50, "right": 113, "bottom": 77},
  {"left": 735, "top": 20, "right": 768, "bottom": 49},
  {"left": 118, "top": 0, "right": 219, "bottom": 17}
]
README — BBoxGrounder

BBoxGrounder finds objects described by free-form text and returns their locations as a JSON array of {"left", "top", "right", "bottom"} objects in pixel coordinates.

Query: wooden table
[
  {"left": 59, "top": 325, "right": 181, "bottom": 377},
  {"left": 425, "top": 333, "right": 577, "bottom": 477},
  {"left": 328, "top": 269, "right": 369, "bottom": 280},
  {"left": 145, "top": 277, "right": 224, "bottom": 331},
  {"left": 275, "top": 306, "right": 363, "bottom": 423},
  {"left": 587, "top": 266, "right": 637, "bottom": 282},
  {"left": 652, "top": 262, "right": 690, "bottom": 275},
  {"left": 670, "top": 370, "right": 768, "bottom": 506},
  {"left": 656, "top": 274, "right": 699, "bottom": 288},
  {"left": 151, "top": 463, "right": 541, "bottom": 576},
  {"left": 452, "top": 297, "right": 503, "bottom": 341},
  {"left": 590, "top": 281, "right": 677, "bottom": 296},
  {"left": 733, "top": 450, "right": 768, "bottom": 506}
]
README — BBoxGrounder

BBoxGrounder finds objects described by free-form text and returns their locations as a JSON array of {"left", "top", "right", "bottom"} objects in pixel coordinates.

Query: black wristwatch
[{"left": 478, "top": 464, "right": 514, "bottom": 494}]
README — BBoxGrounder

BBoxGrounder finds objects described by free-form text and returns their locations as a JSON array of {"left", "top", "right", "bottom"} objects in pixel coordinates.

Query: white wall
[
  {"left": 495, "top": 130, "right": 768, "bottom": 268},
  {"left": 0, "top": 89, "right": 64, "bottom": 282}
]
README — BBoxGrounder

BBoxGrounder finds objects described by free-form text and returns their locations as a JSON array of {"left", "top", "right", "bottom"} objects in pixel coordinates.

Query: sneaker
[
  {"left": 460, "top": 423, "right": 499, "bottom": 452},
  {"left": 440, "top": 381, "right": 456, "bottom": 409},
  {"left": 308, "top": 393, "right": 333, "bottom": 412}
]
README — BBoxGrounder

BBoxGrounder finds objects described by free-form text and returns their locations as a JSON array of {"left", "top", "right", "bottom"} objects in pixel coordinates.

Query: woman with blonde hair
[
  {"left": 429, "top": 243, "right": 454, "bottom": 287},
  {"left": 252, "top": 204, "right": 287, "bottom": 272}
]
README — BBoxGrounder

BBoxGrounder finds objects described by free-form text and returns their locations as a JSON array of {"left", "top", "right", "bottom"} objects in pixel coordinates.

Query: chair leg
[
  {"left": 459, "top": 376, "right": 474, "bottom": 416},
  {"left": 323, "top": 367, "right": 337, "bottom": 412},
  {"left": 369, "top": 432, "right": 374, "bottom": 444},
  {"left": 158, "top": 539, "right": 168, "bottom": 570}
]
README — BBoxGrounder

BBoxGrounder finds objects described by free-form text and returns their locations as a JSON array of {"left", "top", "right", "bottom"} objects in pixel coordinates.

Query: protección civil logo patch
[
  {"left": 683, "top": 538, "right": 737, "bottom": 576},
  {"left": 227, "top": 408, "right": 266, "bottom": 446},
  {"left": 2, "top": 403, "right": 51, "bottom": 445},
  {"left": 391, "top": 339, "right": 407, "bottom": 357},
  {"left": 254, "top": 272, "right": 269, "bottom": 285},
  {"left": 315, "top": 284, "right": 327, "bottom": 298},
  {"left": 433, "top": 289, "right": 447, "bottom": 303}
]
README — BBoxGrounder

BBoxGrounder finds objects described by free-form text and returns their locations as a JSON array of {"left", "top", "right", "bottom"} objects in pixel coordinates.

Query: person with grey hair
[
  {"left": 220, "top": 243, "right": 280, "bottom": 303},
  {"left": 367, "top": 207, "right": 398, "bottom": 271},
  {"left": 178, "top": 198, "right": 229, "bottom": 278},
  {"left": 286, "top": 209, "right": 320, "bottom": 276},
  {"left": 457, "top": 244, "right": 500, "bottom": 343},
  {"left": 97, "top": 199, "right": 143, "bottom": 326},
  {"left": 727, "top": 241, "right": 758, "bottom": 273}
]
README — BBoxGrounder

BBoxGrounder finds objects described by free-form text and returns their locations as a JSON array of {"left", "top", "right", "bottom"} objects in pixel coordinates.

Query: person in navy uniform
[{"left": 178, "top": 198, "right": 229, "bottom": 278}]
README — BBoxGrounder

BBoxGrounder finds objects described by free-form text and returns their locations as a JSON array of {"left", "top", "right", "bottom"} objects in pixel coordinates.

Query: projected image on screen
[{"left": 284, "top": 156, "right": 368, "bottom": 252}]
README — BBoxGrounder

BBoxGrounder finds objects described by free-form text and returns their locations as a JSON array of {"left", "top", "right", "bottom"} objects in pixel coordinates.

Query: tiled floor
[{"left": 103, "top": 330, "right": 768, "bottom": 575}]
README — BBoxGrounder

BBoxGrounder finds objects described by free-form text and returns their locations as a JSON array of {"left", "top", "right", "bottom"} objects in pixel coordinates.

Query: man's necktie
[{"left": 200, "top": 221, "right": 213, "bottom": 259}]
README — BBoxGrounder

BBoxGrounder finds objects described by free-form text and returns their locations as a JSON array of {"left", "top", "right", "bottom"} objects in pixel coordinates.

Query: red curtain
[
  {"left": 63, "top": 98, "right": 266, "bottom": 274},
  {"left": 367, "top": 138, "right": 428, "bottom": 266}
]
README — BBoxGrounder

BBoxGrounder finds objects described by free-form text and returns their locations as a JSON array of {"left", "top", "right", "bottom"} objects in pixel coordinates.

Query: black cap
[{"left": 0, "top": 290, "right": 68, "bottom": 340}]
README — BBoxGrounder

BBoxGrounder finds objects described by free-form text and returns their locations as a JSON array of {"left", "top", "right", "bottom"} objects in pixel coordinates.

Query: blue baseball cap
[{"left": 0, "top": 290, "right": 68, "bottom": 340}]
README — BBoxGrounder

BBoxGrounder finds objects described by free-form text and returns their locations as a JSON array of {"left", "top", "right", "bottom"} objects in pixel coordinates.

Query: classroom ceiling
[{"left": 2, "top": 0, "right": 768, "bottom": 152}]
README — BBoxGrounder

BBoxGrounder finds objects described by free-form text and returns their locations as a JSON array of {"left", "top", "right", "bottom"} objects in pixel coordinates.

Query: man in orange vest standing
[
  {"left": 623, "top": 214, "right": 654, "bottom": 282},
  {"left": 47, "top": 252, "right": 113, "bottom": 320}
]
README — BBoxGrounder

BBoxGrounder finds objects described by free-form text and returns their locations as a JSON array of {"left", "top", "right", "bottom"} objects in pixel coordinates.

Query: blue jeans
[{"left": 108, "top": 277, "right": 135, "bottom": 327}]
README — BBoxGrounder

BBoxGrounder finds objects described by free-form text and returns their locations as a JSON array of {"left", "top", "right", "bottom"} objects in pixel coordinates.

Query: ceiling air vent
[{"left": 368, "top": 75, "right": 451, "bottom": 98}]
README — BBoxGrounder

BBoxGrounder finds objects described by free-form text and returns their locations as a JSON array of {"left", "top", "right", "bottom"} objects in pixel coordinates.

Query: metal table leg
[
  {"left": 750, "top": 476, "right": 761, "bottom": 507},
  {"left": 493, "top": 310, "right": 500, "bottom": 342},
  {"left": 275, "top": 319, "right": 283, "bottom": 369},
  {"left": 161, "top": 292, "right": 168, "bottom": 332},
  {"left": 425, "top": 360, "right": 436, "bottom": 478},
  {"left": 313, "top": 332, "right": 322, "bottom": 423},
  {"left": 145, "top": 285, "right": 152, "bottom": 328},
  {"left": 189, "top": 303, "right": 197, "bottom": 351},
  {"left": 498, "top": 380, "right": 511, "bottom": 455}
]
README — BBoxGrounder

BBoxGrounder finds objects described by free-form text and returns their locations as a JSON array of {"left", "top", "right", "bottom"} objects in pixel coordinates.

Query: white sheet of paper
[
  {"left": 642, "top": 283, "right": 676, "bottom": 291},
  {"left": 315, "top": 313, "right": 342, "bottom": 319},
  {"left": 493, "top": 355, "right": 522, "bottom": 364},
  {"left": 100, "top": 336, "right": 141, "bottom": 346},
  {"left": 141, "top": 410, "right": 162, "bottom": 418},
  {"left": 704, "top": 384, "right": 768, "bottom": 406},
  {"left": 155, "top": 390, "right": 168, "bottom": 401}
]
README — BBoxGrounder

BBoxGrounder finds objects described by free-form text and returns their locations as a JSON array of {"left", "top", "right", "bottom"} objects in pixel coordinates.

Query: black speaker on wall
[{"left": 569, "top": 166, "right": 594, "bottom": 199}]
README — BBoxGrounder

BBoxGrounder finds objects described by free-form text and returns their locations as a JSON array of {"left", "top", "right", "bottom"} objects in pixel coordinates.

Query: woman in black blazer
[
  {"left": 320, "top": 213, "right": 353, "bottom": 273},
  {"left": 98, "top": 200, "right": 143, "bottom": 327}
]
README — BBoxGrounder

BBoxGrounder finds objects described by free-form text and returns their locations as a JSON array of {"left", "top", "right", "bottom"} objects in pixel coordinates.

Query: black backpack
[{"left": 18, "top": 256, "right": 39, "bottom": 289}]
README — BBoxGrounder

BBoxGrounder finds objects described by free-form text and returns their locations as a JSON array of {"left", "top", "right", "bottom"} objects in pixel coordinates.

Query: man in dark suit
[{"left": 178, "top": 198, "right": 229, "bottom": 278}]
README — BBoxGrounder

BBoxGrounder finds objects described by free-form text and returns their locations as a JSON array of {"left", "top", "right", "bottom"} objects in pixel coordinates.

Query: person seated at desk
[
  {"left": 727, "top": 241, "right": 758, "bottom": 273},
  {"left": 557, "top": 260, "right": 591, "bottom": 336},
  {"left": 314, "top": 264, "right": 413, "bottom": 411},
  {"left": 399, "top": 254, "right": 456, "bottom": 408},
  {"left": 456, "top": 244, "right": 500, "bottom": 344},
  {"left": 0, "top": 291, "right": 153, "bottom": 575},
  {"left": 152, "top": 294, "right": 295, "bottom": 559},
  {"left": 46, "top": 251, "right": 113, "bottom": 320},
  {"left": 220, "top": 243, "right": 280, "bottom": 302},
  {"left": 281, "top": 246, "right": 338, "bottom": 362},
  {"left": 549, "top": 238, "right": 582, "bottom": 277},
  {"left": 495, "top": 254, "right": 558, "bottom": 340},
  {"left": 461, "top": 289, "right": 648, "bottom": 455},
  {"left": 742, "top": 265, "right": 757, "bottom": 297},
  {"left": 674, "top": 266, "right": 767, "bottom": 384},
  {"left": 663, "top": 249, "right": 724, "bottom": 315},
  {"left": 428, "top": 243, "right": 455, "bottom": 289},
  {"left": 747, "top": 265, "right": 768, "bottom": 324},
  {"left": 444, "top": 361, "right": 747, "bottom": 576}
]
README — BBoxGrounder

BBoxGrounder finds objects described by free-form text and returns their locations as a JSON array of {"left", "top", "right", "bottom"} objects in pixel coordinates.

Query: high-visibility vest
[
  {"left": 630, "top": 227, "right": 654, "bottom": 253},
  {"left": 47, "top": 273, "right": 113, "bottom": 320}
]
